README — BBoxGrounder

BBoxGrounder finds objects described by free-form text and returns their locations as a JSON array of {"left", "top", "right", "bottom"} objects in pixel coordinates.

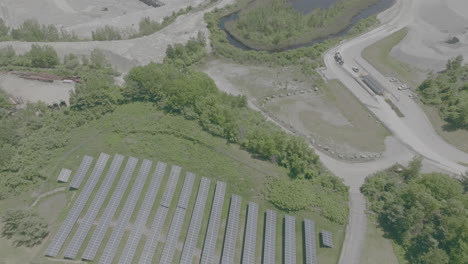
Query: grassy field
[
  {"left": 0, "top": 102, "right": 344, "bottom": 264},
  {"left": 362, "top": 27, "right": 468, "bottom": 153}
]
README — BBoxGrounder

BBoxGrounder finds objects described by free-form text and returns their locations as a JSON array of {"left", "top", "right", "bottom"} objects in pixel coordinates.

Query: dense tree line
[
  {"left": 205, "top": 5, "right": 378, "bottom": 67},
  {"left": 91, "top": 7, "right": 193, "bottom": 41},
  {"left": 2, "top": 209, "right": 49, "bottom": 247},
  {"left": 224, "top": 0, "right": 378, "bottom": 50},
  {"left": 0, "top": 19, "right": 78, "bottom": 42},
  {"left": 0, "top": 44, "right": 59, "bottom": 68},
  {"left": 361, "top": 159, "right": 468, "bottom": 263},
  {"left": 418, "top": 55, "right": 468, "bottom": 128}
]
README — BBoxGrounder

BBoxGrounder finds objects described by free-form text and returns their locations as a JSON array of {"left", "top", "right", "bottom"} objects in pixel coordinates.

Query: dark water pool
[{"left": 219, "top": 0, "right": 395, "bottom": 51}]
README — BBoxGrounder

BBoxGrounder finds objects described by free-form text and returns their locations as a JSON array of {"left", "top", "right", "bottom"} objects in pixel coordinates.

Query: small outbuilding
[{"left": 57, "top": 168, "right": 72, "bottom": 183}]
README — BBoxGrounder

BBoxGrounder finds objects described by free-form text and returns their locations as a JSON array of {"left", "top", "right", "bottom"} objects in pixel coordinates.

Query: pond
[{"left": 219, "top": 0, "right": 395, "bottom": 51}]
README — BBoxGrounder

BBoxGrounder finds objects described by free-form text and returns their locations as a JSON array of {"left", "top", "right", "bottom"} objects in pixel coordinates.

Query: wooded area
[
  {"left": 361, "top": 159, "right": 468, "bottom": 264},
  {"left": 224, "top": 0, "right": 378, "bottom": 50},
  {"left": 418, "top": 55, "right": 468, "bottom": 129}
]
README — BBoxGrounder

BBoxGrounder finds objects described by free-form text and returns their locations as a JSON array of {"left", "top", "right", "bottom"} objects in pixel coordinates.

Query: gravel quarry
[{"left": 391, "top": 0, "right": 468, "bottom": 71}]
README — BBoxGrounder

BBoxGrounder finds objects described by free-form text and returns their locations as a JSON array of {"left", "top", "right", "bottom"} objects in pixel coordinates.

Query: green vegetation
[
  {"left": 266, "top": 178, "right": 348, "bottom": 224},
  {"left": 0, "top": 19, "right": 78, "bottom": 42},
  {"left": 205, "top": 3, "right": 378, "bottom": 66},
  {"left": 225, "top": 0, "right": 378, "bottom": 50},
  {"left": 0, "top": 6, "right": 193, "bottom": 42},
  {"left": 418, "top": 55, "right": 468, "bottom": 129},
  {"left": 0, "top": 44, "right": 60, "bottom": 68},
  {"left": 361, "top": 159, "right": 468, "bottom": 264},
  {"left": 124, "top": 40, "right": 326, "bottom": 180},
  {"left": 2, "top": 209, "right": 49, "bottom": 247},
  {"left": 0, "top": 47, "right": 118, "bottom": 198}
]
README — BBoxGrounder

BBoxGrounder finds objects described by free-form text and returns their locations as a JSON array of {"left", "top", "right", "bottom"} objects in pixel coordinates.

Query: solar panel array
[
  {"left": 160, "top": 165, "right": 181, "bottom": 207},
  {"left": 139, "top": 165, "right": 182, "bottom": 264},
  {"left": 118, "top": 162, "right": 167, "bottom": 264},
  {"left": 64, "top": 154, "right": 124, "bottom": 259},
  {"left": 46, "top": 153, "right": 327, "bottom": 264},
  {"left": 159, "top": 173, "right": 196, "bottom": 264},
  {"left": 57, "top": 168, "right": 72, "bottom": 183},
  {"left": 45, "top": 153, "right": 109, "bottom": 257},
  {"left": 242, "top": 202, "right": 258, "bottom": 264},
  {"left": 322, "top": 230, "right": 334, "bottom": 248},
  {"left": 99, "top": 159, "right": 152, "bottom": 264},
  {"left": 179, "top": 177, "right": 211, "bottom": 264},
  {"left": 82, "top": 157, "right": 138, "bottom": 261},
  {"left": 221, "top": 194, "right": 242, "bottom": 264},
  {"left": 304, "top": 219, "right": 318, "bottom": 264},
  {"left": 200, "top": 181, "right": 226, "bottom": 264},
  {"left": 263, "top": 209, "right": 276, "bottom": 264},
  {"left": 284, "top": 215, "right": 296, "bottom": 264},
  {"left": 69, "top": 155, "right": 94, "bottom": 189}
]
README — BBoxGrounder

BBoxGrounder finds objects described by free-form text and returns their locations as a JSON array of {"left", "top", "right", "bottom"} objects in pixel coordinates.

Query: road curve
[{"left": 322, "top": 0, "right": 468, "bottom": 263}]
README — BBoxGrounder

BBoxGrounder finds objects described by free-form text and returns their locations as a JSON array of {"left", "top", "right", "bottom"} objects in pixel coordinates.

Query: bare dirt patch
[
  {"left": 391, "top": 0, "right": 468, "bottom": 72},
  {"left": 202, "top": 59, "right": 389, "bottom": 155},
  {"left": 0, "top": 73, "right": 74, "bottom": 105},
  {"left": 0, "top": 0, "right": 205, "bottom": 38}
]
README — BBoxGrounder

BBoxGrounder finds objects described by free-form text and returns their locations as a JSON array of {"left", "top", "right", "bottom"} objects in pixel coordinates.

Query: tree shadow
[{"left": 442, "top": 122, "right": 467, "bottom": 132}]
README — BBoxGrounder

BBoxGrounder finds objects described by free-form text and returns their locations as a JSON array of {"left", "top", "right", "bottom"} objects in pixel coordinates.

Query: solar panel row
[
  {"left": 179, "top": 177, "right": 211, "bottom": 264},
  {"left": 118, "top": 162, "right": 167, "bottom": 264},
  {"left": 45, "top": 153, "right": 109, "bottom": 258},
  {"left": 159, "top": 207, "right": 186, "bottom": 264},
  {"left": 284, "top": 215, "right": 296, "bottom": 264},
  {"left": 64, "top": 154, "right": 124, "bottom": 259},
  {"left": 69, "top": 155, "right": 94, "bottom": 189},
  {"left": 138, "top": 207, "right": 168, "bottom": 264},
  {"left": 177, "top": 172, "right": 195, "bottom": 209},
  {"left": 241, "top": 202, "right": 258, "bottom": 264},
  {"left": 139, "top": 165, "right": 182, "bottom": 264},
  {"left": 160, "top": 165, "right": 181, "bottom": 208},
  {"left": 82, "top": 157, "right": 138, "bottom": 261},
  {"left": 159, "top": 173, "right": 196, "bottom": 264},
  {"left": 200, "top": 181, "right": 226, "bottom": 264},
  {"left": 221, "top": 194, "right": 242, "bottom": 264},
  {"left": 263, "top": 209, "right": 276, "bottom": 264},
  {"left": 322, "top": 230, "right": 334, "bottom": 248},
  {"left": 98, "top": 159, "right": 152, "bottom": 264},
  {"left": 304, "top": 219, "right": 318, "bottom": 264}
]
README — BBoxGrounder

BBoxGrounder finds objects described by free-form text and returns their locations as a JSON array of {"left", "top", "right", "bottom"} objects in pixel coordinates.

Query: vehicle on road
[
  {"left": 334, "top": 52, "right": 344, "bottom": 65},
  {"left": 352, "top": 67, "right": 359, "bottom": 72}
]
